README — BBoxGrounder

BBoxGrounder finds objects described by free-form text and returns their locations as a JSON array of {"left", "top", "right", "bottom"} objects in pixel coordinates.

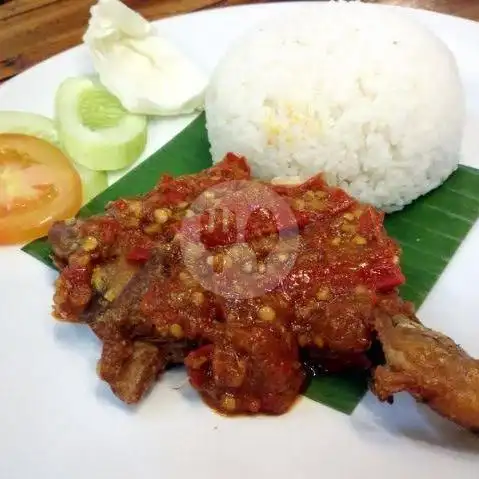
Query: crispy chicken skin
[{"left": 372, "top": 303, "right": 479, "bottom": 431}]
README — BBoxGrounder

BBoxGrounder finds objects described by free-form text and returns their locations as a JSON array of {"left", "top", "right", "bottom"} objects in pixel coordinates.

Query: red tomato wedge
[{"left": 0, "top": 134, "right": 82, "bottom": 245}]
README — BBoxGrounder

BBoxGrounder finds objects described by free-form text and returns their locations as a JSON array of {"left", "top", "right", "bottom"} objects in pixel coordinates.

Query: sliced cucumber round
[
  {"left": 0, "top": 111, "right": 61, "bottom": 146},
  {"left": 0, "top": 110, "right": 107, "bottom": 204},
  {"left": 74, "top": 162, "right": 108, "bottom": 204},
  {"left": 55, "top": 77, "right": 148, "bottom": 171}
]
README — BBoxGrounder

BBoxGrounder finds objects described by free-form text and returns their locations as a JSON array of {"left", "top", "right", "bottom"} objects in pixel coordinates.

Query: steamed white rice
[{"left": 205, "top": 2, "right": 465, "bottom": 211}]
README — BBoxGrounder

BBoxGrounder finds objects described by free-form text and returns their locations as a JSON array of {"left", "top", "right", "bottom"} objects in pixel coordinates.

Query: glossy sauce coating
[{"left": 50, "top": 154, "right": 404, "bottom": 415}]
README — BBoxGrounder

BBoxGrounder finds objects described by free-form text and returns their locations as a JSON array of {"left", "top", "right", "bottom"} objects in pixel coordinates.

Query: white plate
[{"left": 1, "top": 3, "right": 479, "bottom": 478}]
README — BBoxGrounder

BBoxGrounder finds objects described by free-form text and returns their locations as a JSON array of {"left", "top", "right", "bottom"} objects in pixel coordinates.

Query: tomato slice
[{"left": 0, "top": 134, "right": 82, "bottom": 245}]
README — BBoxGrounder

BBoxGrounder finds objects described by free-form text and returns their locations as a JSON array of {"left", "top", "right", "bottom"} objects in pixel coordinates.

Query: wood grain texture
[
  {"left": 370, "top": 0, "right": 479, "bottom": 19},
  {"left": 1, "top": 0, "right": 478, "bottom": 82}
]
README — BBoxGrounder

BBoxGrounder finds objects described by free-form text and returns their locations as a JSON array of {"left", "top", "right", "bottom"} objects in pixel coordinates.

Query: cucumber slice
[
  {"left": 0, "top": 110, "right": 107, "bottom": 204},
  {"left": 74, "top": 162, "right": 108, "bottom": 204},
  {"left": 0, "top": 111, "right": 60, "bottom": 146},
  {"left": 55, "top": 77, "right": 148, "bottom": 171}
]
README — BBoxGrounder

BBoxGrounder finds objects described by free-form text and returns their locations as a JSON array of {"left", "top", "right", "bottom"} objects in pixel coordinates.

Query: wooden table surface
[{"left": 1, "top": 0, "right": 478, "bottom": 82}]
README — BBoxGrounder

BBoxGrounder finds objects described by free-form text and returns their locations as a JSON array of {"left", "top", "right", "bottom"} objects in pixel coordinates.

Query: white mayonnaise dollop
[{"left": 83, "top": 0, "right": 208, "bottom": 116}]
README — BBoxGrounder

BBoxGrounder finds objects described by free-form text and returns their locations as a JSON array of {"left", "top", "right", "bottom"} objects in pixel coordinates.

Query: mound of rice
[{"left": 205, "top": 2, "right": 465, "bottom": 211}]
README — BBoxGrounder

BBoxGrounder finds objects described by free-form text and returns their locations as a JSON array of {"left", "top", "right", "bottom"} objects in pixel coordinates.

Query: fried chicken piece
[
  {"left": 49, "top": 159, "right": 369, "bottom": 322},
  {"left": 85, "top": 244, "right": 219, "bottom": 403},
  {"left": 98, "top": 338, "right": 191, "bottom": 404},
  {"left": 88, "top": 248, "right": 168, "bottom": 341},
  {"left": 372, "top": 302, "right": 479, "bottom": 431},
  {"left": 282, "top": 214, "right": 402, "bottom": 353},
  {"left": 89, "top": 242, "right": 219, "bottom": 341},
  {"left": 98, "top": 340, "right": 164, "bottom": 404},
  {"left": 50, "top": 154, "right": 252, "bottom": 321},
  {"left": 50, "top": 154, "right": 409, "bottom": 413},
  {"left": 79, "top": 188, "right": 403, "bottom": 406}
]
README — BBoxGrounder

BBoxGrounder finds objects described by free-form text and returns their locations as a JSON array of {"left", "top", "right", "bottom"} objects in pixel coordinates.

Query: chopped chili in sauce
[{"left": 50, "top": 153, "right": 406, "bottom": 415}]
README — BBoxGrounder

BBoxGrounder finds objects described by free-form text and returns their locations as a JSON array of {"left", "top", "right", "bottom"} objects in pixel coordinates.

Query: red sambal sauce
[
  {"left": 51, "top": 153, "right": 406, "bottom": 414},
  {"left": 144, "top": 161, "right": 404, "bottom": 414},
  {"left": 140, "top": 168, "right": 404, "bottom": 415},
  {"left": 52, "top": 155, "right": 252, "bottom": 321},
  {"left": 184, "top": 324, "right": 305, "bottom": 416}
]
